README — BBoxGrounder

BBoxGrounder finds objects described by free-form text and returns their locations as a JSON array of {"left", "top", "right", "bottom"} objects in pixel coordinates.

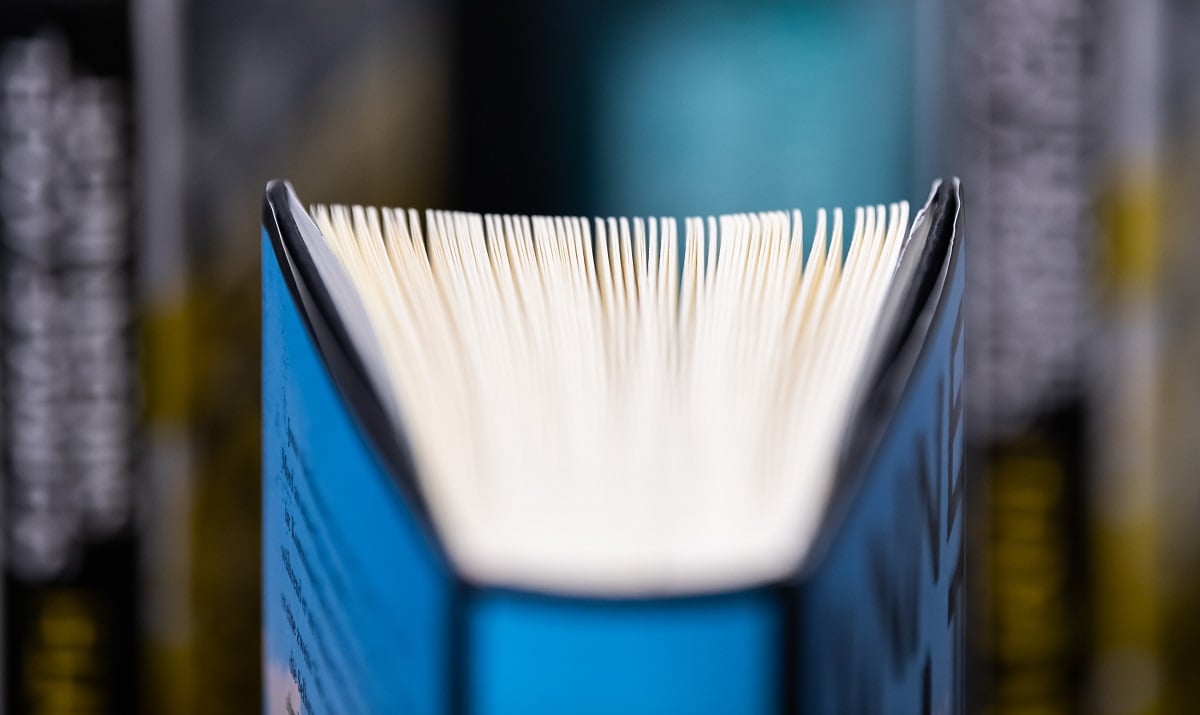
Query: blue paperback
[{"left": 262, "top": 179, "right": 963, "bottom": 714}]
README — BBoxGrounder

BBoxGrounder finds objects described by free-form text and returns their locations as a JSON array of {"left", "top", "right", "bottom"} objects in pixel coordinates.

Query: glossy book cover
[{"left": 261, "top": 179, "right": 964, "bottom": 714}]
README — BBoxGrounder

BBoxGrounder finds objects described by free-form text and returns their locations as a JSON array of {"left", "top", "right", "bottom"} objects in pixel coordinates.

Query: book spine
[
  {"left": 952, "top": 1, "right": 1101, "bottom": 712},
  {"left": 1089, "top": 2, "right": 1167, "bottom": 714},
  {"left": 1153, "top": 5, "right": 1200, "bottom": 709},
  {"left": 1088, "top": 2, "right": 1200, "bottom": 713},
  {"left": 0, "top": 10, "right": 140, "bottom": 713}
]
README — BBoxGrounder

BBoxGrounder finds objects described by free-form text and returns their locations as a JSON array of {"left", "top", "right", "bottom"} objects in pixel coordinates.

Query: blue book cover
[{"left": 261, "top": 179, "right": 963, "bottom": 714}]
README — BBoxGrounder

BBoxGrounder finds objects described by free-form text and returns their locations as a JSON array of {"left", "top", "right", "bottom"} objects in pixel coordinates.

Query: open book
[{"left": 262, "top": 179, "right": 964, "bottom": 714}]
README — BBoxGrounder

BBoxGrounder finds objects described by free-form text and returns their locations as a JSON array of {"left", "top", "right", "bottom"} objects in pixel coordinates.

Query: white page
[{"left": 307, "top": 197, "right": 919, "bottom": 594}]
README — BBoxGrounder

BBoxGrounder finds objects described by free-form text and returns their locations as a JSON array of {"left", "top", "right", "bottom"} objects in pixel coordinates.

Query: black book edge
[
  {"left": 262, "top": 180, "right": 451, "bottom": 569},
  {"left": 262, "top": 178, "right": 962, "bottom": 598},
  {"left": 799, "top": 178, "right": 963, "bottom": 577}
]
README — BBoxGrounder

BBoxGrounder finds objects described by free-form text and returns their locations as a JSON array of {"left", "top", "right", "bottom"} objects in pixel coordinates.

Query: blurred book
[
  {"left": 1093, "top": 2, "right": 1200, "bottom": 713},
  {"left": 1089, "top": 2, "right": 1165, "bottom": 713},
  {"left": 1155, "top": 7, "right": 1200, "bottom": 711},
  {"left": 134, "top": 0, "right": 450, "bottom": 712},
  {"left": 261, "top": 179, "right": 964, "bottom": 713},
  {"left": 947, "top": 2, "right": 1100, "bottom": 712},
  {"left": 945, "top": 1, "right": 1200, "bottom": 714},
  {"left": 0, "top": 3, "right": 140, "bottom": 713}
]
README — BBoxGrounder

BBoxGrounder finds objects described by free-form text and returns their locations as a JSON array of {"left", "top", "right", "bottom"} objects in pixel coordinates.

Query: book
[
  {"left": 1090, "top": 4, "right": 1200, "bottom": 713},
  {"left": 945, "top": 2, "right": 1098, "bottom": 711},
  {"left": 1153, "top": 7, "right": 1200, "bottom": 710},
  {"left": 262, "top": 178, "right": 964, "bottom": 713},
  {"left": 137, "top": 2, "right": 452, "bottom": 710},
  {"left": 0, "top": 5, "right": 140, "bottom": 713}
]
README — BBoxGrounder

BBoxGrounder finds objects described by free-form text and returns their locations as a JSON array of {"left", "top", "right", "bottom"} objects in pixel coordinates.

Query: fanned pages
[{"left": 310, "top": 201, "right": 914, "bottom": 593}]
